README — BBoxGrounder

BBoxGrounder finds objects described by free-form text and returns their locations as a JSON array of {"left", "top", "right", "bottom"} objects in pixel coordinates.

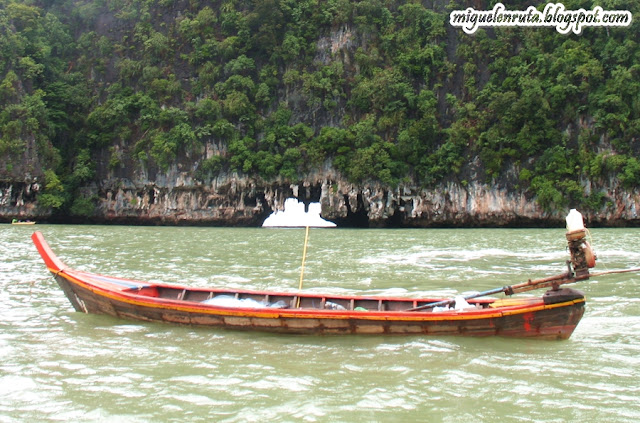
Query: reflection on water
[{"left": 1, "top": 224, "right": 639, "bottom": 422}]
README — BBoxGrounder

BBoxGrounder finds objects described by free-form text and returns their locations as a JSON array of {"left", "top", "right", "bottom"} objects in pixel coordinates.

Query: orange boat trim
[{"left": 53, "top": 267, "right": 585, "bottom": 322}]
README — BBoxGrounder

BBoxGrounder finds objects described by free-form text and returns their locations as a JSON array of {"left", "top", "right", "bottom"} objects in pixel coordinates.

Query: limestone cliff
[
  {"left": 2, "top": 1, "right": 639, "bottom": 227},
  {"left": 3, "top": 169, "right": 638, "bottom": 227}
]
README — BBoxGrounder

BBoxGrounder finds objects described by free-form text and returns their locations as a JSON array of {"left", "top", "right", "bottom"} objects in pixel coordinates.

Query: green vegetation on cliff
[{"left": 1, "top": 0, "right": 639, "bottom": 216}]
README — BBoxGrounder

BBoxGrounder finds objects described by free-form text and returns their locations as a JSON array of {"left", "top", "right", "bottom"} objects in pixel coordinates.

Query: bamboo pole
[{"left": 296, "top": 226, "right": 310, "bottom": 308}]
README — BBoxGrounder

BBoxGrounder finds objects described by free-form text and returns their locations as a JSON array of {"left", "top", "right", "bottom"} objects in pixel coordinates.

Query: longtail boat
[
  {"left": 12, "top": 219, "right": 35, "bottom": 225},
  {"left": 33, "top": 212, "right": 627, "bottom": 340}
]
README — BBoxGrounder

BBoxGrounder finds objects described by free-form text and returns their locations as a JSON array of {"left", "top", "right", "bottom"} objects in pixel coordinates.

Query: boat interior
[{"left": 129, "top": 285, "right": 498, "bottom": 312}]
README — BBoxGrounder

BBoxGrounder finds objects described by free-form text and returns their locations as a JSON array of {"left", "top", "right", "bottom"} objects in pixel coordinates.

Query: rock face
[
  {"left": 2, "top": 4, "right": 639, "bottom": 228},
  {"left": 321, "top": 180, "right": 548, "bottom": 227},
  {"left": 4, "top": 169, "right": 639, "bottom": 227},
  {"left": 0, "top": 182, "right": 42, "bottom": 220}
]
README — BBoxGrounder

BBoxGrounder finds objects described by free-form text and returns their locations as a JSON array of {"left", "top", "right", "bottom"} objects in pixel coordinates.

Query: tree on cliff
[{"left": 0, "top": 0, "right": 639, "bottom": 221}]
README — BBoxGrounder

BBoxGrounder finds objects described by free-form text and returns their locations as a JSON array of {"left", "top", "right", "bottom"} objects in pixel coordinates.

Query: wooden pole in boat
[
  {"left": 409, "top": 218, "right": 597, "bottom": 312},
  {"left": 407, "top": 266, "right": 640, "bottom": 312},
  {"left": 589, "top": 267, "right": 640, "bottom": 278},
  {"left": 406, "top": 271, "right": 579, "bottom": 312},
  {"left": 296, "top": 226, "right": 310, "bottom": 308},
  {"left": 407, "top": 211, "right": 640, "bottom": 312}
]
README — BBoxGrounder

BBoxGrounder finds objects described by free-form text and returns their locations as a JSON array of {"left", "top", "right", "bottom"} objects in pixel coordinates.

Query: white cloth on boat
[
  {"left": 432, "top": 296, "right": 476, "bottom": 312},
  {"left": 202, "top": 295, "right": 289, "bottom": 309},
  {"left": 203, "top": 295, "right": 266, "bottom": 308},
  {"left": 454, "top": 296, "right": 475, "bottom": 310}
]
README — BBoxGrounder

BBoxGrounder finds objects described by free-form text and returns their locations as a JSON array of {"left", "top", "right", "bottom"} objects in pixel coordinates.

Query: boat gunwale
[{"left": 53, "top": 265, "right": 585, "bottom": 322}]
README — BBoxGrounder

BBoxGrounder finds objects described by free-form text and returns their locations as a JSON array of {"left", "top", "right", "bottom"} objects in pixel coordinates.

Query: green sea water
[{"left": 2, "top": 224, "right": 639, "bottom": 422}]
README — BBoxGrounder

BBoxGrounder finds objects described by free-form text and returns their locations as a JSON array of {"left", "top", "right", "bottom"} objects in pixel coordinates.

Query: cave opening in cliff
[
  {"left": 385, "top": 207, "right": 404, "bottom": 227},
  {"left": 338, "top": 193, "right": 369, "bottom": 228}
]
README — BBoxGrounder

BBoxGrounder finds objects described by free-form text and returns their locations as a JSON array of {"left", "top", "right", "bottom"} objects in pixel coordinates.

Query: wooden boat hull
[{"left": 32, "top": 232, "right": 585, "bottom": 340}]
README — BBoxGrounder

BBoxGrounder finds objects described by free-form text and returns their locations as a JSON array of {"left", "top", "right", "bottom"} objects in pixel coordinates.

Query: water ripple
[{"left": 2, "top": 226, "right": 640, "bottom": 422}]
